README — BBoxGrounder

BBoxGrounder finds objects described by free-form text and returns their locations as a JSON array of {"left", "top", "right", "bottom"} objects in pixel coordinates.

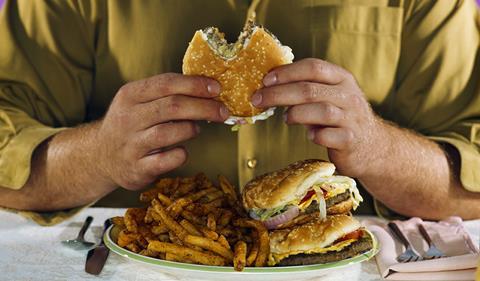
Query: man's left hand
[{"left": 251, "top": 58, "right": 388, "bottom": 178}]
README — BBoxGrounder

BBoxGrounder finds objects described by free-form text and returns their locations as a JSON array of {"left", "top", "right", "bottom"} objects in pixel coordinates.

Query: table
[{"left": 0, "top": 208, "right": 477, "bottom": 281}]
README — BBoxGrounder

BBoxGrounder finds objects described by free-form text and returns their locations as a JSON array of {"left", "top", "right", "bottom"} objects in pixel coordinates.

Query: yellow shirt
[{"left": 1, "top": 0, "right": 479, "bottom": 223}]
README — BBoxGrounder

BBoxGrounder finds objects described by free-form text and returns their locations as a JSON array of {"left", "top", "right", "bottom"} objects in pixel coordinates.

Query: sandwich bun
[
  {"left": 268, "top": 215, "right": 373, "bottom": 266},
  {"left": 243, "top": 159, "right": 336, "bottom": 210},
  {"left": 182, "top": 21, "right": 293, "bottom": 125}
]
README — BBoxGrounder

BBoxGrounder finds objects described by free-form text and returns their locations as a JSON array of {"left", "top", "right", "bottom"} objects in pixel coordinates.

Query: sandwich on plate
[
  {"left": 268, "top": 215, "right": 374, "bottom": 266},
  {"left": 243, "top": 159, "right": 363, "bottom": 229}
]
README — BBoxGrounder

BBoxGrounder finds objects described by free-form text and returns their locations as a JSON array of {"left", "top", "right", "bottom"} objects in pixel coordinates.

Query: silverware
[
  {"left": 388, "top": 222, "right": 423, "bottom": 262},
  {"left": 62, "top": 216, "right": 95, "bottom": 250},
  {"left": 418, "top": 224, "right": 446, "bottom": 259},
  {"left": 85, "top": 218, "right": 112, "bottom": 275}
]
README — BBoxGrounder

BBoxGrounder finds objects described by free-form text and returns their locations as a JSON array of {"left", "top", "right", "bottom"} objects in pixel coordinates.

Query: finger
[
  {"left": 285, "top": 103, "right": 345, "bottom": 126},
  {"left": 308, "top": 127, "right": 354, "bottom": 150},
  {"left": 140, "top": 147, "right": 188, "bottom": 177},
  {"left": 252, "top": 82, "right": 349, "bottom": 108},
  {"left": 119, "top": 73, "right": 221, "bottom": 103},
  {"left": 136, "top": 121, "right": 199, "bottom": 155},
  {"left": 140, "top": 95, "right": 230, "bottom": 126},
  {"left": 263, "top": 58, "right": 348, "bottom": 87}
]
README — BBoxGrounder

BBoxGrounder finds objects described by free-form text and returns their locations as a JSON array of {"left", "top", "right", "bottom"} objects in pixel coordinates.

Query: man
[{"left": 0, "top": 0, "right": 479, "bottom": 224}]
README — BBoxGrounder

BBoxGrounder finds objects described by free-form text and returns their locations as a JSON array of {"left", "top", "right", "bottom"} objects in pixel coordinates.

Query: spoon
[{"left": 62, "top": 216, "right": 95, "bottom": 250}]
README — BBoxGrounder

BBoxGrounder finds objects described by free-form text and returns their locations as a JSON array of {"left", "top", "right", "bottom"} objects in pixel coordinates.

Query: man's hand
[
  {"left": 251, "top": 58, "right": 480, "bottom": 219},
  {"left": 96, "top": 73, "right": 229, "bottom": 190},
  {"left": 251, "top": 58, "right": 385, "bottom": 177}
]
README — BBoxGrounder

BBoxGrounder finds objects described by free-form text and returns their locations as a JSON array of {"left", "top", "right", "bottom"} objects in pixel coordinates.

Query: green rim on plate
[{"left": 104, "top": 225, "right": 378, "bottom": 273}]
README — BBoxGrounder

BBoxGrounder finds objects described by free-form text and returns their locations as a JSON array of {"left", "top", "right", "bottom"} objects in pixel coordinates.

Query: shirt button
[{"left": 247, "top": 158, "right": 258, "bottom": 169}]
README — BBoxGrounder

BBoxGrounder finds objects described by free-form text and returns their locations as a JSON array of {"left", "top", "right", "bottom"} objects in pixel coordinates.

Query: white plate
[{"left": 104, "top": 225, "right": 378, "bottom": 281}]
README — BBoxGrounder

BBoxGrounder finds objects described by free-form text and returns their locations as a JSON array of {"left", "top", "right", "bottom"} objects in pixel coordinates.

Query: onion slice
[
  {"left": 262, "top": 206, "right": 300, "bottom": 230},
  {"left": 314, "top": 187, "right": 327, "bottom": 221}
]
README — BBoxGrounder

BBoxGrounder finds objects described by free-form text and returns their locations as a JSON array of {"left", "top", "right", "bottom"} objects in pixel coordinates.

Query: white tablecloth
[{"left": 0, "top": 208, "right": 478, "bottom": 281}]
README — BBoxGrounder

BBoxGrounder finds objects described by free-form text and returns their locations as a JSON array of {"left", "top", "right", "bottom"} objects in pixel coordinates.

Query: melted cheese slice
[{"left": 268, "top": 238, "right": 357, "bottom": 266}]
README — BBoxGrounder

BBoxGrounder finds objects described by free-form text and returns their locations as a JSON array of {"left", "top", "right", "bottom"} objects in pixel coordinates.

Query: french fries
[
  {"left": 184, "top": 235, "right": 234, "bottom": 262},
  {"left": 234, "top": 219, "right": 270, "bottom": 267},
  {"left": 149, "top": 241, "right": 225, "bottom": 266},
  {"left": 234, "top": 241, "right": 247, "bottom": 271},
  {"left": 114, "top": 174, "right": 271, "bottom": 271}
]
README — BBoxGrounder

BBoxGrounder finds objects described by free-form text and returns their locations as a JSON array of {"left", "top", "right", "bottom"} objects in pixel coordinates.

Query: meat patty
[
  {"left": 277, "top": 236, "right": 373, "bottom": 266},
  {"left": 304, "top": 191, "right": 350, "bottom": 214}
]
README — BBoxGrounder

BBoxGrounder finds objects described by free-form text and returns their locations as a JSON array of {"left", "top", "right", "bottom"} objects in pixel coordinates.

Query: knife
[{"left": 85, "top": 218, "right": 112, "bottom": 275}]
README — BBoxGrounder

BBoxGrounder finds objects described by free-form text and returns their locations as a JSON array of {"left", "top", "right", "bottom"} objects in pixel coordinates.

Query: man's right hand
[{"left": 95, "top": 73, "right": 229, "bottom": 190}]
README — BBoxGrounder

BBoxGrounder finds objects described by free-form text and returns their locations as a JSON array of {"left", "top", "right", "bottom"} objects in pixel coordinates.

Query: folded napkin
[{"left": 363, "top": 217, "right": 480, "bottom": 280}]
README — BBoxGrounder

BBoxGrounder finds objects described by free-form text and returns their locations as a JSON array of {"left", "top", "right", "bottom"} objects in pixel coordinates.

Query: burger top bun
[{"left": 242, "top": 159, "right": 336, "bottom": 210}]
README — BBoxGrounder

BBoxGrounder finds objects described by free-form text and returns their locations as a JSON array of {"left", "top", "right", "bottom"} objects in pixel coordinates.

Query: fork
[
  {"left": 418, "top": 224, "right": 446, "bottom": 259},
  {"left": 388, "top": 222, "right": 423, "bottom": 262}
]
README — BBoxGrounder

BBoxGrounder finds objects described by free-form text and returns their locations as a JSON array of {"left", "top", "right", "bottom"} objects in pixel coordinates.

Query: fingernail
[
  {"left": 220, "top": 105, "right": 230, "bottom": 119},
  {"left": 263, "top": 72, "right": 278, "bottom": 87},
  {"left": 251, "top": 91, "right": 262, "bottom": 106},
  {"left": 207, "top": 81, "right": 221, "bottom": 95},
  {"left": 307, "top": 129, "right": 315, "bottom": 141}
]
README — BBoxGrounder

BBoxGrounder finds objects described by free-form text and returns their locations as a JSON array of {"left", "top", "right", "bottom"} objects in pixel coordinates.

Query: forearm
[
  {"left": 359, "top": 120, "right": 480, "bottom": 220},
  {"left": 0, "top": 122, "right": 117, "bottom": 211}
]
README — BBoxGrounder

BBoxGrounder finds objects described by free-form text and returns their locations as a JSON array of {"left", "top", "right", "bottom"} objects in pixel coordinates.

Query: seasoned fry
[
  {"left": 246, "top": 231, "right": 259, "bottom": 266},
  {"left": 148, "top": 241, "right": 225, "bottom": 266},
  {"left": 151, "top": 224, "right": 169, "bottom": 235},
  {"left": 217, "top": 235, "right": 230, "bottom": 249},
  {"left": 233, "top": 241, "right": 247, "bottom": 271},
  {"left": 199, "top": 190, "right": 224, "bottom": 203},
  {"left": 187, "top": 188, "right": 218, "bottom": 202},
  {"left": 152, "top": 200, "right": 188, "bottom": 239},
  {"left": 140, "top": 186, "right": 163, "bottom": 203},
  {"left": 157, "top": 233, "right": 170, "bottom": 242},
  {"left": 218, "top": 175, "right": 239, "bottom": 201},
  {"left": 172, "top": 182, "right": 196, "bottom": 199},
  {"left": 125, "top": 243, "right": 141, "bottom": 253},
  {"left": 169, "top": 232, "right": 184, "bottom": 246},
  {"left": 199, "top": 227, "right": 219, "bottom": 240},
  {"left": 181, "top": 210, "right": 205, "bottom": 226},
  {"left": 234, "top": 219, "right": 269, "bottom": 267},
  {"left": 111, "top": 216, "right": 125, "bottom": 227},
  {"left": 139, "top": 248, "right": 159, "bottom": 258},
  {"left": 207, "top": 213, "right": 217, "bottom": 231},
  {"left": 167, "top": 198, "right": 193, "bottom": 218},
  {"left": 180, "top": 219, "right": 203, "bottom": 236},
  {"left": 124, "top": 208, "right": 146, "bottom": 233},
  {"left": 157, "top": 192, "right": 173, "bottom": 206},
  {"left": 204, "top": 197, "right": 224, "bottom": 208},
  {"left": 117, "top": 229, "right": 138, "bottom": 247},
  {"left": 218, "top": 210, "right": 233, "bottom": 227},
  {"left": 184, "top": 235, "right": 234, "bottom": 261}
]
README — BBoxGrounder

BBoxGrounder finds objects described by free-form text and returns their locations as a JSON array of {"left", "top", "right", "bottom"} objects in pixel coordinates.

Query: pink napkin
[{"left": 363, "top": 217, "right": 479, "bottom": 280}]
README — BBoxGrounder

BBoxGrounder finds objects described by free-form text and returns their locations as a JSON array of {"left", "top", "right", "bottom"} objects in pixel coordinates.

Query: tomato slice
[
  {"left": 336, "top": 229, "right": 363, "bottom": 243},
  {"left": 299, "top": 190, "right": 316, "bottom": 204}
]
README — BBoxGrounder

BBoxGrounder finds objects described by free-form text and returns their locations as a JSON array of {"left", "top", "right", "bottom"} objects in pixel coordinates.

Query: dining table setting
[{"left": 1, "top": 207, "right": 479, "bottom": 281}]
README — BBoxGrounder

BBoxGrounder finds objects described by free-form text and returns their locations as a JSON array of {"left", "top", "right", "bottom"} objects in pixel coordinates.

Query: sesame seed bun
[
  {"left": 268, "top": 215, "right": 367, "bottom": 265},
  {"left": 242, "top": 159, "right": 336, "bottom": 210},
  {"left": 182, "top": 22, "right": 293, "bottom": 119}
]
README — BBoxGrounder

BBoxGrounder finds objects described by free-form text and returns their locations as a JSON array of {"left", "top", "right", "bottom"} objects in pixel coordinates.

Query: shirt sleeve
[
  {"left": 0, "top": 1, "right": 99, "bottom": 223},
  {"left": 390, "top": 0, "right": 480, "bottom": 192}
]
